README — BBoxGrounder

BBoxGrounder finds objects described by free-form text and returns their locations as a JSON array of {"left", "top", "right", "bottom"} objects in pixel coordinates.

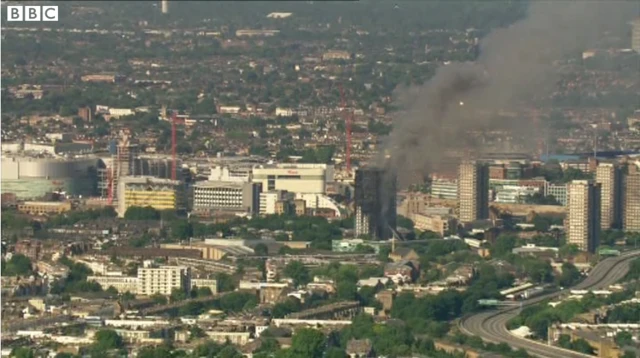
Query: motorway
[{"left": 460, "top": 250, "right": 640, "bottom": 358}]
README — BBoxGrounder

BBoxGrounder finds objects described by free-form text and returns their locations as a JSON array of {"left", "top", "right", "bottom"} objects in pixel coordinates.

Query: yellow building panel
[{"left": 124, "top": 189, "right": 177, "bottom": 211}]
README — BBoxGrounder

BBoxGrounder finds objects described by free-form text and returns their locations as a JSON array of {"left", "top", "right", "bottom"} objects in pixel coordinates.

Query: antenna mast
[
  {"left": 171, "top": 112, "right": 177, "bottom": 181},
  {"left": 339, "top": 84, "right": 352, "bottom": 176}
]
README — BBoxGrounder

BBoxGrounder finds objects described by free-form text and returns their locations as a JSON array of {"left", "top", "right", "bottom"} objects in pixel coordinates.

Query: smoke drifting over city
[{"left": 382, "top": 1, "right": 636, "bottom": 187}]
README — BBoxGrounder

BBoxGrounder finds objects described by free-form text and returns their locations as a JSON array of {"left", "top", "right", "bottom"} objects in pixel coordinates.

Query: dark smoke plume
[{"left": 381, "top": 1, "right": 636, "bottom": 187}]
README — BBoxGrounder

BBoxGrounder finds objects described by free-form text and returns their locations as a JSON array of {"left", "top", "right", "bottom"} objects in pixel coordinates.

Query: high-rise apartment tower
[
  {"left": 595, "top": 163, "right": 623, "bottom": 230},
  {"left": 354, "top": 168, "right": 396, "bottom": 240},
  {"left": 632, "top": 18, "right": 640, "bottom": 53},
  {"left": 457, "top": 161, "right": 489, "bottom": 223},
  {"left": 623, "top": 164, "right": 640, "bottom": 232},
  {"left": 137, "top": 265, "right": 190, "bottom": 296},
  {"left": 566, "top": 180, "right": 601, "bottom": 253}
]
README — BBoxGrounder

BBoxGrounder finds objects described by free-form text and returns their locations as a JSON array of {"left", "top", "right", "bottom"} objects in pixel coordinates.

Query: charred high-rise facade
[
  {"left": 354, "top": 168, "right": 396, "bottom": 240},
  {"left": 566, "top": 180, "right": 601, "bottom": 253},
  {"left": 595, "top": 162, "right": 623, "bottom": 230},
  {"left": 623, "top": 163, "right": 640, "bottom": 232},
  {"left": 457, "top": 160, "right": 489, "bottom": 223}
]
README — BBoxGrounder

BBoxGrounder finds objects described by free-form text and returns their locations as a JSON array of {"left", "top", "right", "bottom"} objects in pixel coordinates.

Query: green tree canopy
[
  {"left": 124, "top": 206, "right": 161, "bottom": 220},
  {"left": 93, "top": 329, "right": 124, "bottom": 351},
  {"left": 12, "top": 348, "right": 34, "bottom": 358},
  {"left": 171, "top": 219, "right": 193, "bottom": 240},
  {"left": 215, "top": 273, "right": 236, "bottom": 292},
  {"left": 218, "top": 291, "right": 258, "bottom": 313},
  {"left": 283, "top": 261, "right": 311, "bottom": 287},
  {"left": 615, "top": 331, "right": 633, "bottom": 347},
  {"left": 557, "top": 262, "right": 581, "bottom": 287},
  {"left": 2, "top": 254, "right": 32, "bottom": 276},
  {"left": 491, "top": 234, "right": 518, "bottom": 258},
  {"left": 289, "top": 328, "right": 326, "bottom": 358}
]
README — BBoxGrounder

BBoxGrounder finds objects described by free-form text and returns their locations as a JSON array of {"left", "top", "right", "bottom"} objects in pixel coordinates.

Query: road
[{"left": 460, "top": 250, "right": 640, "bottom": 358}]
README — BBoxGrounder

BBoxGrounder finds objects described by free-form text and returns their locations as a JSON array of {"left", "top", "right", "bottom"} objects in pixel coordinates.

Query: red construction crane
[
  {"left": 171, "top": 112, "right": 178, "bottom": 181},
  {"left": 107, "top": 131, "right": 121, "bottom": 206},
  {"left": 107, "top": 166, "right": 114, "bottom": 205},
  {"left": 339, "top": 84, "right": 352, "bottom": 176}
]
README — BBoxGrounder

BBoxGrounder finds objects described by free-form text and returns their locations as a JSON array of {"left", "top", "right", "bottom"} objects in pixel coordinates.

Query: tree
[
  {"left": 557, "top": 263, "right": 581, "bottom": 287},
  {"left": 419, "top": 230, "right": 442, "bottom": 240},
  {"left": 354, "top": 244, "right": 375, "bottom": 254},
  {"left": 93, "top": 329, "right": 124, "bottom": 350},
  {"left": 192, "top": 286, "right": 213, "bottom": 298},
  {"left": 523, "top": 259, "right": 553, "bottom": 283},
  {"left": 2, "top": 254, "right": 32, "bottom": 276},
  {"left": 217, "top": 346, "right": 243, "bottom": 358},
  {"left": 396, "top": 215, "right": 414, "bottom": 230},
  {"left": 377, "top": 246, "right": 391, "bottom": 262},
  {"left": 170, "top": 288, "right": 188, "bottom": 302},
  {"left": 179, "top": 301, "right": 205, "bottom": 316},
  {"left": 218, "top": 292, "right": 258, "bottom": 313},
  {"left": 171, "top": 220, "right": 193, "bottom": 240},
  {"left": 558, "top": 334, "right": 572, "bottom": 349},
  {"left": 571, "top": 338, "right": 595, "bottom": 354},
  {"left": 190, "top": 325, "right": 207, "bottom": 339},
  {"left": 606, "top": 303, "right": 640, "bottom": 323},
  {"left": 614, "top": 331, "right": 633, "bottom": 347},
  {"left": 138, "top": 344, "right": 173, "bottom": 358},
  {"left": 55, "top": 354, "right": 74, "bottom": 358},
  {"left": 72, "top": 116, "right": 85, "bottom": 129},
  {"left": 151, "top": 293, "right": 168, "bottom": 305},
  {"left": 105, "top": 286, "right": 119, "bottom": 296},
  {"left": 215, "top": 273, "right": 236, "bottom": 292},
  {"left": 290, "top": 328, "right": 326, "bottom": 358},
  {"left": 624, "top": 257, "right": 640, "bottom": 281},
  {"left": 562, "top": 168, "right": 593, "bottom": 183},
  {"left": 255, "top": 337, "right": 280, "bottom": 355},
  {"left": 254, "top": 243, "right": 269, "bottom": 256},
  {"left": 325, "top": 348, "right": 347, "bottom": 358},
  {"left": 283, "top": 261, "right": 310, "bottom": 287},
  {"left": 124, "top": 206, "right": 160, "bottom": 220},
  {"left": 49, "top": 257, "right": 102, "bottom": 294},
  {"left": 368, "top": 119, "right": 392, "bottom": 135},
  {"left": 491, "top": 235, "right": 518, "bottom": 257},
  {"left": 193, "top": 97, "right": 217, "bottom": 115},
  {"left": 559, "top": 244, "right": 580, "bottom": 258},
  {"left": 120, "top": 291, "right": 135, "bottom": 301},
  {"left": 192, "top": 341, "right": 224, "bottom": 357},
  {"left": 356, "top": 286, "right": 379, "bottom": 307},
  {"left": 532, "top": 235, "right": 558, "bottom": 247},
  {"left": 625, "top": 232, "right": 640, "bottom": 247},
  {"left": 12, "top": 348, "right": 34, "bottom": 358},
  {"left": 532, "top": 215, "right": 553, "bottom": 231},
  {"left": 272, "top": 298, "right": 302, "bottom": 318},
  {"left": 336, "top": 281, "right": 358, "bottom": 301},
  {"left": 525, "top": 193, "right": 561, "bottom": 206},
  {"left": 600, "top": 230, "right": 625, "bottom": 247}
]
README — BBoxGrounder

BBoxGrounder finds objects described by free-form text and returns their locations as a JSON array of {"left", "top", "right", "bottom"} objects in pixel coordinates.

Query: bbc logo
[{"left": 7, "top": 5, "right": 58, "bottom": 22}]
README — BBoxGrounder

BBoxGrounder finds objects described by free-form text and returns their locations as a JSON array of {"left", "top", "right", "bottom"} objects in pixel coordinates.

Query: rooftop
[
  {"left": 120, "top": 176, "right": 181, "bottom": 185},
  {"left": 194, "top": 181, "right": 247, "bottom": 189}
]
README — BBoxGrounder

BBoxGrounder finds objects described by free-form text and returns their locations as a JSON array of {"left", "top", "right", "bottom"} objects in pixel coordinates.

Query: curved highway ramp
[{"left": 460, "top": 250, "right": 640, "bottom": 358}]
